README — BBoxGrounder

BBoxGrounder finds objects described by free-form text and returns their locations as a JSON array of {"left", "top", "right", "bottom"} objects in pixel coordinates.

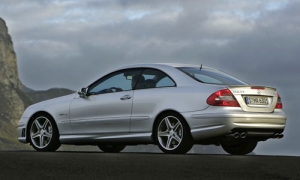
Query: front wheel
[
  {"left": 221, "top": 140, "right": 257, "bottom": 155},
  {"left": 155, "top": 113, "right": 193, "bottom": 154},
  {"left": 98, "top": 145, "right": 126, "bottom": 153},
  {"left": 28, "top": 114, "right": 61, "bottom": 152}
]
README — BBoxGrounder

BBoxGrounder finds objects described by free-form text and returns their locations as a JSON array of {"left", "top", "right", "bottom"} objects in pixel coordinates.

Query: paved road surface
[{"left": 1, "top": 151, "right": 299, "bottom": 180}]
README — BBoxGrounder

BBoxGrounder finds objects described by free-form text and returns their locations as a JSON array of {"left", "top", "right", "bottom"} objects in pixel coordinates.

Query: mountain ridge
[{"left": 0, "top": 17, "right": 32, "bottom": 150}]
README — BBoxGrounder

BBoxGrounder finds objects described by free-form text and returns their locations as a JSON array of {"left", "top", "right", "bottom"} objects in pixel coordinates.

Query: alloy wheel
[
  {"left": 157, "top": 116, "right": 183, "bottom": 150},
  {"left": 30, "top": 116, "right": 53, "bottom": 149}
]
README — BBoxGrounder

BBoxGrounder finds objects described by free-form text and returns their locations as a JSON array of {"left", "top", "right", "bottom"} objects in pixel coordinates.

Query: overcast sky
[{"left": 1, "top": 0, "right": 300, "bottom": 156}]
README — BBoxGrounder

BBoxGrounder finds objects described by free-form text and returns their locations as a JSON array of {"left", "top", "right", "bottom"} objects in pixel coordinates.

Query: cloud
[
  {"left": 2, "top": 0, "right": 298, "bottom": 92},
  {"left": 1, "top": 0, "right": 298, "bottom": 90}
]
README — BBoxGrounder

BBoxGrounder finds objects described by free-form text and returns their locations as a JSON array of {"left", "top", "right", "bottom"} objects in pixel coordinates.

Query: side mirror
[{"left": 78, "top": 87, "right": 88, "bottom": 98}]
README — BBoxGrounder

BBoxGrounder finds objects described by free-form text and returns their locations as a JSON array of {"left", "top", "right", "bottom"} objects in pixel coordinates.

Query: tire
[
  {"left": 221, "top": 140, "right": 257, "bottom": 155},
  {"left": 28, "top": 114, "right": 61, "bottom": 152},
  {"left": 154, "top": 113, "right": 193, "bottom": 154},
  {"left": 98, "top": 145, "right": 126, "bottom": 153}
]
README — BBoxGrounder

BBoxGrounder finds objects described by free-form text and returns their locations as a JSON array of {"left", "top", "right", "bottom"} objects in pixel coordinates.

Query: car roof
[{"left": 114, "top": 63, "right": 208, "bottom": 70}]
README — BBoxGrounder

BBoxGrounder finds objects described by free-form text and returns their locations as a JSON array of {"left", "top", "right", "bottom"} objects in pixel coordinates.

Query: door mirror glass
[{"left": 78, "top": 87, "right": 88, "bottom": 98}]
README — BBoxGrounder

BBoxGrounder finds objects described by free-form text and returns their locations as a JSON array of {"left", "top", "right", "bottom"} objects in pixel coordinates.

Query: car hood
[{"left": 22, "top": 93, "right": 77, "bottom": 118}]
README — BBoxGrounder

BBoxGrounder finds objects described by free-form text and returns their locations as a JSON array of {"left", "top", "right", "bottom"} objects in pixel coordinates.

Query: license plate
[{"left": 245, "top": 96, "right": 269, "bottom": 105}]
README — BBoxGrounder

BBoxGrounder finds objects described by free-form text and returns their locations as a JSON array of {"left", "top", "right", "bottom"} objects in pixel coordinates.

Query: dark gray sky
[{"left": 1, "top": 0, "right": 299, "bottom": 156}]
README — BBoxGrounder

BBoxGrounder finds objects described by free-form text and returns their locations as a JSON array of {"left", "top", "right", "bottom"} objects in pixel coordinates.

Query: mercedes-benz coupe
[{"left": 18, "top": 63, "right": 286, "bottom": 155}]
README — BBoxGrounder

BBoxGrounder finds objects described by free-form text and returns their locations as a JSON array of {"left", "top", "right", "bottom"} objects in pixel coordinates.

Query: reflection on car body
[{"left": 18, "top": 63, "right": 286, "bottom": 155}]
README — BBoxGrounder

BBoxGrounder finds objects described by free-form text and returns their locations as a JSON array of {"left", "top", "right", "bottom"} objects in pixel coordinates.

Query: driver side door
[{"left": 69, "top": 68, "right": 142, "bottom": 135}]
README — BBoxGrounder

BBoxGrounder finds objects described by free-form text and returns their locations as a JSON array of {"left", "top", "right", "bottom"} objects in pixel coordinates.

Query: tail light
[
  {"left": 206, "top": 89, "right": 240, "bottom": 107},
  {"left": 275, "top": 94, "right": 282, "bottom": 109}
]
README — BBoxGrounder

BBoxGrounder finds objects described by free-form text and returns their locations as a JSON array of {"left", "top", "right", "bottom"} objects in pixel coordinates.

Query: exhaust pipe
[
  {"left": 240, "top": 132, "right": 247, "bottom": 138},
  {"left": 233, "top": 132, "right": 240, "bottom": 138},
  {"left": 228, "top": 132, "right": 283, "bottom": 139},
  {"left": 273, "top": 133, "right": 279, "bottom": 138}
]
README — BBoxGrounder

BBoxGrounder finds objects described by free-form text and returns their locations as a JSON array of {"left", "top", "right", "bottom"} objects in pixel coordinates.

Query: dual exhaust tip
[
  {"left": 232, "top": 132, "right": 284, "bottom": 139},
  {"left": 273, "top": 133, "right": 284, "bottom": 139},
  {"left": 233, "top": 132, "right": 247, "bottom": 139}
]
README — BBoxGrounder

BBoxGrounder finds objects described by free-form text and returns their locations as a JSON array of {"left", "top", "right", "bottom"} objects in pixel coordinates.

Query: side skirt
[{"left": 59, "top": 132, "right": 154, "bottom": 145}]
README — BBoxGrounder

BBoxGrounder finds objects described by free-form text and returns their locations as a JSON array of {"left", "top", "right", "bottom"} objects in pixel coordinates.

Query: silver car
[{"left": 18, "top": 63, "right": 286, "bottom": 155}]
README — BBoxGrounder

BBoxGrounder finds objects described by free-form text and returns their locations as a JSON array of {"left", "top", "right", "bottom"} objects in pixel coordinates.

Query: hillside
[
  {"left": 0, "top": 18, "right": 33, "bottom": 150},
  {"left": 26, "top": 87, "right": 75, "bottom": 103}
]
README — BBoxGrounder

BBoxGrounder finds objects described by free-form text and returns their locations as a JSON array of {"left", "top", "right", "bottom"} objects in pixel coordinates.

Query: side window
[
  {"left": 88, "top": 69, "right": 142, "bottom": 95},
  {"left": 156, "top": 77, "right": 176, "bottom": 87},
  {"left": 135, "top": 68, "right": 176, "bottom": 90}
]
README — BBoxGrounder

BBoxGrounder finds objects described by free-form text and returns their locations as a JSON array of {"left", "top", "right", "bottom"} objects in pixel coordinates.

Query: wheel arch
[
  {"left": 26, "top": 111, "right": 59, "bottom": 143},
  {"left": 151, "top": 109, "right": 192, "bottom": 141}
]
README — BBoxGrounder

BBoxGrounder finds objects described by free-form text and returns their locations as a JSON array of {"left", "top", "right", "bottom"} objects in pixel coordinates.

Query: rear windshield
[{"left": 177, "top": 67, "right": 247, "bottom": 85}]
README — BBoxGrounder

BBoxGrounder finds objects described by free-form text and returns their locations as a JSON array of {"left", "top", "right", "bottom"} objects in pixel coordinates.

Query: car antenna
[{"left": 200, "top": 63, "right": 202, "bottom": 71}]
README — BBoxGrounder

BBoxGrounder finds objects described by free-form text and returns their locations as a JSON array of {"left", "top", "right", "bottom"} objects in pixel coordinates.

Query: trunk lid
[{"left": 228, "top": 86, "right": 279, "bottom": 113}]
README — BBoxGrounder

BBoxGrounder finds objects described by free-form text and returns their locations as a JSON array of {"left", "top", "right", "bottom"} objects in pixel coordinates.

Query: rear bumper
[{"left": 182, "top": 107, "right": 286, "bottom": 141}]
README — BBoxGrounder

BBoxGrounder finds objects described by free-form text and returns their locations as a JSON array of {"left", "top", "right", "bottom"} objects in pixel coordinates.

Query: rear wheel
[
  {"left": 98, "top": 145, "right": 126, "bottom": 153},
  {"left": 155, "top": 113, "right": 193, "bottom": 154},
  {"left": 28, "top": 114, "right": 61, "bottom": 152},
  {"left": 221, "top": 140, "right": 257, "bottom": 155}
]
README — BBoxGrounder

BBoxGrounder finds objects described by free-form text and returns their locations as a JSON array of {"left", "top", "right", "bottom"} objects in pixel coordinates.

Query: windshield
[{"left": 177, "top": 67, "right": 247, "bottom": 85}]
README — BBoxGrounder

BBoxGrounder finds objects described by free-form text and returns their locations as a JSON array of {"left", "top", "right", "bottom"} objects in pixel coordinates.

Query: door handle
[{"left": 120, "top": 95, "right": 132, "bottom": 100}]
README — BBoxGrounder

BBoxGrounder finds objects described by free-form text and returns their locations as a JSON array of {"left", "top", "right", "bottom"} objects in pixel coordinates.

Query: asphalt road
[{"left": 1, "top": 151, "right": 299, "bottom": 180}]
